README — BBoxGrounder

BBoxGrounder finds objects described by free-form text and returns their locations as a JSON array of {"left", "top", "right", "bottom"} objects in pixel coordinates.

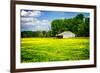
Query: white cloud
[
  {"left": 21, "top": 10, "right": 41, "bottom": 17},
  {"left": 37, "top": 19, "right": 50, "bottom": 25},
  {"left": 21, "top": 10, "right": 28, "bottom": 16},
  {"left": 21, "top": 17, "right": 39, "bottom": 25},
  {"left": 21, "top": 17, "right": 51, "bottom": 31},
  {"left": 35, "top": 19, "right": 51, "bottom": 31},
  {"left": 30, "top": 11, "right": 41, "bottom": 17},
  {"left": 38, "top": 20, "right": 51, "bottom": 26}
]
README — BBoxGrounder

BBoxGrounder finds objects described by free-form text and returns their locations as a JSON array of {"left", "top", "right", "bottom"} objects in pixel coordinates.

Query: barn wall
[{"left": 63, "top": 34, "right": 75, "bottom": 38}]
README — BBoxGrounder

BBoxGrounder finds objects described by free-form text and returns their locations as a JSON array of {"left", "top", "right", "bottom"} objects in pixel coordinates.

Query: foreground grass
[{"left": 21, "top": 37, "right": 90, "bottom": 63}]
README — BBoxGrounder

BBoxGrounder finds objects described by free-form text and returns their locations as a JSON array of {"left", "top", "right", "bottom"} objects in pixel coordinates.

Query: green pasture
[{"left": 21, "top": 37, "right": 89, "bottom": 62}]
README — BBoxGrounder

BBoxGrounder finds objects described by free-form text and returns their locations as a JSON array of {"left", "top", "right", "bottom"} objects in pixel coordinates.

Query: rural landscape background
[{"left": 21, "top": 10, "right": 90, "bottom": 63}]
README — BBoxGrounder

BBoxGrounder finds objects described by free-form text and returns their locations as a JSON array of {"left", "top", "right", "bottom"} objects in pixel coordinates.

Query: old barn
[{"left": 56, "top": 31, "right": 75, "bottom": 38}]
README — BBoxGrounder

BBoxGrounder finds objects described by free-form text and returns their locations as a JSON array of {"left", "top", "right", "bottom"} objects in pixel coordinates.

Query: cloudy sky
[{"left": 21, "top": 9, "right": 90, "bottom": 31}]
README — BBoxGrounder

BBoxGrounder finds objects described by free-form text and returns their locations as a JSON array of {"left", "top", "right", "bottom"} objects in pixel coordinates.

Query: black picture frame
[{"left": 11, "top": 0, "right": 97, "bottom": 73}]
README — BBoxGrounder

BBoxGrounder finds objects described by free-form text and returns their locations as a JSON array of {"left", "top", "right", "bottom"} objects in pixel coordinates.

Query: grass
[{"left": 21, "top": 37, "right": 90, "bottom": 63}]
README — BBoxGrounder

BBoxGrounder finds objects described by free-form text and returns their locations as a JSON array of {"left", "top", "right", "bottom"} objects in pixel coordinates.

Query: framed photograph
[{"left": 11, "top": 0, "right": 97, "bottom": 72}]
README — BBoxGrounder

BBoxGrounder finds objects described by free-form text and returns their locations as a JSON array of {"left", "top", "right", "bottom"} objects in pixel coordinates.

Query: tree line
[
  {"left": 21, "top": 13, "right": 89, "bottom": 38},
  {"left": 21, "top": 31, "right": 52, "bottom": 38}
]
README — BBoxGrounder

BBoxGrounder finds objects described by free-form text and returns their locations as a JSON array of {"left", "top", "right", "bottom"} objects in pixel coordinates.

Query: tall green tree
[
  {"left": 75, "top": 13, "right": 84, "bottom": 20},
  {"left": 51, "top": 19, "right": 68, "bottom": 36}
]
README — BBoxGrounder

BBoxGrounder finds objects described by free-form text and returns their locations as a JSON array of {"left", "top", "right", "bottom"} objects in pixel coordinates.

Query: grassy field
[{"left": 21, "top": 37, "right": 90, "bottom": 63}]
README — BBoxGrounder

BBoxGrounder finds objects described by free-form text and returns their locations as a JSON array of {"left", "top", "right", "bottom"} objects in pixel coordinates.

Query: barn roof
[{"left": 56, "top": 31, "right": 75, "bottom": 36}]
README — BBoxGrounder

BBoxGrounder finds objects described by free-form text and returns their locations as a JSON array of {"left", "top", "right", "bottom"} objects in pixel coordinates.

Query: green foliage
[
  {"left": 75, "top": 13, "right": 84, "bottom": 20},
  {"left": 21, "top": 31, "right": 33, "bottom": 37},
  {"left": 51, "top": 19, "right": 68, "bottom": 36},
  {"left": 21, "top": 31, "right": 52, "bottom": 38},
  {"left": 21, "top": 38, "right": 90, "bottom": 62},
  {"left": 51, "top": 13, "right": 90, "bottom": 37}
]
